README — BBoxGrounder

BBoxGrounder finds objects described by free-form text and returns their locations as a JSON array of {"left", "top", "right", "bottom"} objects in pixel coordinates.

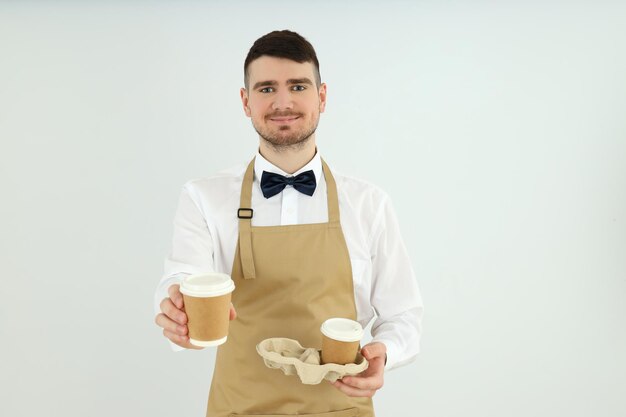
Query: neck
[{"left": 258, "top": 136, "right": 317, "bottom": 174}]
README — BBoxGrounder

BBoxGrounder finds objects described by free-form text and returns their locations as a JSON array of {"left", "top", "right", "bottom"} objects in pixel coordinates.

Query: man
[{"left": 154, "top": 30, "right": 423, "bottom": 416}]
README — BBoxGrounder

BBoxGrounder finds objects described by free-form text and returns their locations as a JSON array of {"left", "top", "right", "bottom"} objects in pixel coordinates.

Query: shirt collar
[{"left": 254, "top": 148, "right": 322, "bottom": 185}]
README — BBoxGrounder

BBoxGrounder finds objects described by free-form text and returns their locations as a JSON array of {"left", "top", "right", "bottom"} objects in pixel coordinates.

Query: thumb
[{"left": 362, "top": 342, "right": 387, "bottom": 360}]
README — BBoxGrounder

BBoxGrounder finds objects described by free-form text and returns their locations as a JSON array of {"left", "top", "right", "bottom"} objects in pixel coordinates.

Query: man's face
[{"left": 241, "top": 56, "right": 327, "bottom": 148}]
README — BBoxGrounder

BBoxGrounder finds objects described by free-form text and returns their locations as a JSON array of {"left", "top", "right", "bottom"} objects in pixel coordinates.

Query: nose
[{"left": 271, "top": 88, "right": 293, "bottom": 111}]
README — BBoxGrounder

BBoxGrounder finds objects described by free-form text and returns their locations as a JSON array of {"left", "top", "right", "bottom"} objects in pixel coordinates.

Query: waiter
[{"left": 154, "top": 30, "right": 423, "bottom": 417}]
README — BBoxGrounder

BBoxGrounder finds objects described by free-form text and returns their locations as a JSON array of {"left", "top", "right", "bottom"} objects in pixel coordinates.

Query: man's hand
[
  {"left": 155, "top": 283, "right": 237, "bottom": 349},
  {"left": 330, "top": 342, "right": 386, "bottom": 397}
]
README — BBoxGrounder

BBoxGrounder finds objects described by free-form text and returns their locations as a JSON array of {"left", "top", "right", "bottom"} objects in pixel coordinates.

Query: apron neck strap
[
  {"left": 237, "top": 158, "right": 256, "bottom": 279},
  {"left": 321, "top": 158, "right": 340, "bottom": 224},
  {"left": 239, "top": 157, "right": 255, "bottom": 214}
]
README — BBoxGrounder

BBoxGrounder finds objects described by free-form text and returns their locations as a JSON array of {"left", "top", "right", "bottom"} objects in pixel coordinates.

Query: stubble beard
[{"left": 252, "top": 112, "right": 320, "bottom": 152}]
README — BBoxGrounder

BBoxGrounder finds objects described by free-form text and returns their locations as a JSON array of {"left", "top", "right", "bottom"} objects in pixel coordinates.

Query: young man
[{"left": 155, "top": 30, "right": 423, "bottom": 416}]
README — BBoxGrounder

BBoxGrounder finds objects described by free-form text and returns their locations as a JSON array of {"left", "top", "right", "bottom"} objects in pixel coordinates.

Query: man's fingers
[
  {"left": 160, "top": 297, "right": 187, "bottom": 325},
  {"left": 168, "top": 284, "right": 184, "bottom": 309},
  {"left": 155, "top": 313, "right": 188, "bottom": 336},
  {"left": 331, "top": 380, "right": 376, "bottom": 398},
  {"left": 162, "top": 329, "right": 204, "bottom": 350},
  {"left": 362, "top": 342, "right": 386, "bottom": 360},
  {"left": 341, "top": 375, "right": 383, "bottom": 391},
  {"left": 230, "top": 303, "right": 237, "bottom": 321},
  {"left": 163, "top": 329, "right": 187, "bottom": 345}
]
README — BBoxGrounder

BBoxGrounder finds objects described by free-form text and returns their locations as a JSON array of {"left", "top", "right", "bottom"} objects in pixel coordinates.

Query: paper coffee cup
[
  {"left": 180, "top": 272, "right": 235, "bottom": 347},
  {"left": 320, "top": 318, "right": 364, "bottom": 365}
]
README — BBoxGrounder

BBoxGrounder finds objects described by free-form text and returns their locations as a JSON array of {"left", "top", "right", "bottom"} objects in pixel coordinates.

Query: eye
[
  {"left": 260, "top": 87, "right": 274, "bottom": 93},
  {"left": 292, "top": 85, "right": 306, "bottom": 91}
]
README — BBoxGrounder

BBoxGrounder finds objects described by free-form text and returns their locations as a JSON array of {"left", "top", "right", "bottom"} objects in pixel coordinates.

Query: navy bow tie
[{"left": 260, "top": 170, "right": 317, "bottom": 198}]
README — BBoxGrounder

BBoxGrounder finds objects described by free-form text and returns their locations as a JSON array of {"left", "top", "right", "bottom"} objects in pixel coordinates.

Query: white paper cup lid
[
  {"left": 180, "top": 273, "right": 235, "bottom": 297},
  {"left": 320, "top": 318, "right": 364, "bottom": 342}
]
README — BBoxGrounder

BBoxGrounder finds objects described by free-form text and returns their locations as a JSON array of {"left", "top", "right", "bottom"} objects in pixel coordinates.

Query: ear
[
  {"left": 318, "top": 83, "right": 327, "bottom": 113},
  {"left": 240, "top": 87, "right": 251, "bottom": 117}
]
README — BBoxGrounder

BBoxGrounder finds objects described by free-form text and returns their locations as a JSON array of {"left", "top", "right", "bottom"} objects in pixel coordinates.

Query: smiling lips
[{"left": 269, "top": 115, "right": 300, "bottom": 124}]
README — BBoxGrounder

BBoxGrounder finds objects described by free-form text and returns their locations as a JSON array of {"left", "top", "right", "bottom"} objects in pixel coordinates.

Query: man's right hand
[{"left": 155, "top": 283, "right": 237, "bottom": 350}]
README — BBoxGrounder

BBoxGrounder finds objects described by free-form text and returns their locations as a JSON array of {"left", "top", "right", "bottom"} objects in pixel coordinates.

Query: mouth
[{"left": 269, "top": 116, "right": 300, "bottom": 124}]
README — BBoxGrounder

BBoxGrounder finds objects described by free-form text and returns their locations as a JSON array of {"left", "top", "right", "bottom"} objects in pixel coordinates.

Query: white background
[{"left": 1, "top": 1, "right": 625, "bottom": 416}]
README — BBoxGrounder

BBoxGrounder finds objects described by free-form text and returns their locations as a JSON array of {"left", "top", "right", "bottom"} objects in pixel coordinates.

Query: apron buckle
[{"left": 238, "top": 208, "right": 253, "bottom": 219}]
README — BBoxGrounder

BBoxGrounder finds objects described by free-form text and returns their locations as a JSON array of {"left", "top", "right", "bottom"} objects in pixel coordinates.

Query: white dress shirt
[{"left": 155, "top": 149, "right": 424, "bottom": 370}]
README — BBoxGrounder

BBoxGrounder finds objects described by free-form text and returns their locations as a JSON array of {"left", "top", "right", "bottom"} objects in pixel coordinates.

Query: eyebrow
[{"left": 252, "top": 78, "right": 314, "bottom": 90}]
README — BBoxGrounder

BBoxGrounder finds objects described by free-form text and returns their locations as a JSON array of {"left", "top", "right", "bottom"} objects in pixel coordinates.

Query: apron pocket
[{"left": 230, "top": 407, "right": 359, "bottom": 417}]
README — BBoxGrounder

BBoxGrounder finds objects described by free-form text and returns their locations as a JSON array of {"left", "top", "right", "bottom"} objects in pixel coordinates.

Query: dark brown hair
[{"left": 244, "top": 30, "right": 321, "bottom": 90}]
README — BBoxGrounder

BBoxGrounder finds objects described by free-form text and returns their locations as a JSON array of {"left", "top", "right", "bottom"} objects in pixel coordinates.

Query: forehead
[{"left": 247, "top": 55, "right": 316, "bottom": 84}]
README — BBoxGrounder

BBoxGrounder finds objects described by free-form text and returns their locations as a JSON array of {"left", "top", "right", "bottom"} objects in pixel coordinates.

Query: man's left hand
[{"left": 330, "top": 342, "right": 386, "bottom": 397}]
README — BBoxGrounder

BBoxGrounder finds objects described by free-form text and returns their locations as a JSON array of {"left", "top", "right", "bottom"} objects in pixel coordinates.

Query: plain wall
[{"left": 1, "top": 1, "right": 625, "bottom": 416}]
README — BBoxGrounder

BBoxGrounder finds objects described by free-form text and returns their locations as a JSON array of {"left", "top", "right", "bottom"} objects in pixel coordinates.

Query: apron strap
[
  {"left": 237, "top": 156, "right": 341, "bottom": 279},
  {"left": 238, "top": 158, "right": 256, "bottom": 279},
  {"left": 321, "top": 158, "right": 340, "bottom": 224}
]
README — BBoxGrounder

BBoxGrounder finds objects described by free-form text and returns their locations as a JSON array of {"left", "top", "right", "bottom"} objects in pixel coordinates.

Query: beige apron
[{"left": 206, "top": 158, "right": 375, "bottom": 417}]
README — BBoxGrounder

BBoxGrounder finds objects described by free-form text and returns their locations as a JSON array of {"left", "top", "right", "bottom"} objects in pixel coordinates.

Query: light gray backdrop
[{"left": 1, "top": 1, "right": 625, "bottom": 416}]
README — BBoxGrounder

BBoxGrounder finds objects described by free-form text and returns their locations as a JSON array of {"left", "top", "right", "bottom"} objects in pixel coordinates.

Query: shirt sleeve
[
  {"left": 154, "top": 183, "right": 216, "bottom": 352},
  {"left": 368, "top": 194, "right": 424, "bottom": 371}
]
